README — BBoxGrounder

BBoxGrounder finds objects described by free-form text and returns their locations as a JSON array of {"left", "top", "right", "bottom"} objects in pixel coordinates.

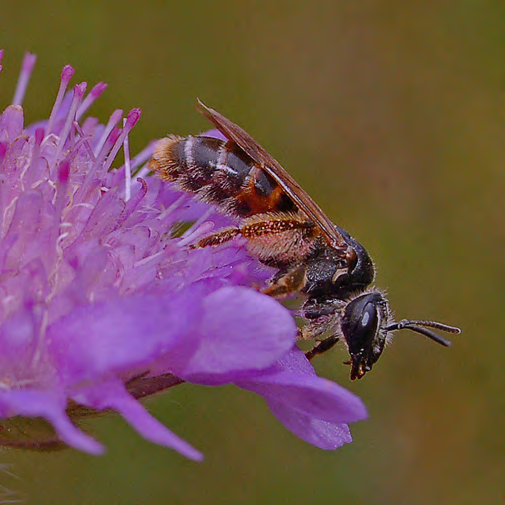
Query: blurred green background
[{"left": 0, "top": 1, "right": 503, "bottom": 504}]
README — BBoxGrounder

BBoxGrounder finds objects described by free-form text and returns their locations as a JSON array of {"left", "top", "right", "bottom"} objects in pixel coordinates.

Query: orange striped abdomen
[{"left": 149, "top": 135, "right": 297, "bottom": 218}]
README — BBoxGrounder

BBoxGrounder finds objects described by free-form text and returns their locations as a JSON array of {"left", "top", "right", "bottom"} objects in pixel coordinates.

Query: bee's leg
[
  {"left": 262, "top": 264, "right": 307, "bottom": 298},
  {"left": 305, "top": 336, "right": 340, "bottom": 361},
  {"left": 190, "top": 226, "right": 241, "bottom": 249}
]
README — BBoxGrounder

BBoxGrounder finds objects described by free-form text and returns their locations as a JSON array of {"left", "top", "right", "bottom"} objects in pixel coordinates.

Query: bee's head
[{"left": 341, "top": 291, "right": 460, "bottom": 380}]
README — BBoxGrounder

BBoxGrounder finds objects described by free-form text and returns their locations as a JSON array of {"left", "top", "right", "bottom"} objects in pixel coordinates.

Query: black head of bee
[
  {"left": 341, "top": 292, "right": 460, "bottom": 380},
  {"left": 341, "top": 292, "right": 388, "bottom": 380}
]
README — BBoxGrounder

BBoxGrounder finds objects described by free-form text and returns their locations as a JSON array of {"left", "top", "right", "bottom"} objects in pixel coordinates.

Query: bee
[{"left": 149, "top": 100, "right": 461, "bottom": 380}]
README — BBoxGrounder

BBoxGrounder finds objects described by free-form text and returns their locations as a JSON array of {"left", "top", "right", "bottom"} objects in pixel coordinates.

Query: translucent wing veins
[{"left": 196, "top": 99, "right": 347, "bottom": 249}]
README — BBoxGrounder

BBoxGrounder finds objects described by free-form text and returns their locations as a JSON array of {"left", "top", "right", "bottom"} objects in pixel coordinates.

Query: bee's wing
[{"left": 196, "top": 100, "right": 347, "bottom": 248}]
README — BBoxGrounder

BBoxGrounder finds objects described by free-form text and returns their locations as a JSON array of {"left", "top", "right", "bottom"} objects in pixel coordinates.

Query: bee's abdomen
[{"left": 149, "top": 135, "right": 296, "bottom": 217}]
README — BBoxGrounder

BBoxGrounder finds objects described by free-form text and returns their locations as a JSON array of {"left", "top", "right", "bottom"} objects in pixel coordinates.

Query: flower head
[{"left": 0, "top": 52, "right": 366, "bottom": 460}]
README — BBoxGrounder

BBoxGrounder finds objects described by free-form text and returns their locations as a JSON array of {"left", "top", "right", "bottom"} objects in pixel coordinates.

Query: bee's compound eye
[{"left": 341, "top": 293, "right": 381, "bottom": 354}]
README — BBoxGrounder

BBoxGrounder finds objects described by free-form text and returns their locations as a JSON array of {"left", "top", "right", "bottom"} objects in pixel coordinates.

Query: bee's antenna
[{"left": 384, "top": 319, "right": 461, "bottom": 347}]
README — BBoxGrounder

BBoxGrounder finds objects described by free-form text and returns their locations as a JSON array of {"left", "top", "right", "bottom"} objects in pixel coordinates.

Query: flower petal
[
  {"left": 236, "top": 348, "right": 366, "bottom": 448},
  {"left": 48, "top": 292, "right": 200, "bottom": 385},
  {"left": 267, "top": 399, "right": 353, "bottom": 449},
  {"left": 0, "top": 105, "right": 24, "bottom": 142},
  {"left": 72, "top": 376, "right": 203, "bottom": 461},
  {"left": 0, "top": 389, "right": 103, "bottom": 454},
  {"left": 171, "top": 287, "right": 297, "bottom": 384},
  {"left": 238, "top": 348, "right": 367, "bottom": 424}
]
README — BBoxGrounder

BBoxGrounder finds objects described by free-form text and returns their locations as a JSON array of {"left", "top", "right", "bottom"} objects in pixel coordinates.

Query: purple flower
[{"left": 0, "top": 52, "right": 366, "bottom": 460}]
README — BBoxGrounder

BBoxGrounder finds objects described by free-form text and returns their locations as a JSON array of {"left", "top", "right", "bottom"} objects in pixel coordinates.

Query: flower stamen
[
  {"left": 102, "top": 108, "right": 141, "bottom": 174},
  {"left": 12, "top": 52, "right": 36, "bottom": 107},
  {"left": 73, "top": 121, "right": 97, "bottom": 161},
  {"left": 46, "top": 65, "right": 75, "bottom": 136},
  {"left": 49, "top": 82, "right": 87, "bottom": 171},
  {"left": 76, "top": 82, "right": 107, "bottom": 121},
  {"left": 93, "top": 109, "right": 123, "bottom": 157},
  {"left": 178, "top": 220, "right": 216, "bottom": 248},
  {"left": 123, "top": 118, "right": 132, "bottom": 202}
]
